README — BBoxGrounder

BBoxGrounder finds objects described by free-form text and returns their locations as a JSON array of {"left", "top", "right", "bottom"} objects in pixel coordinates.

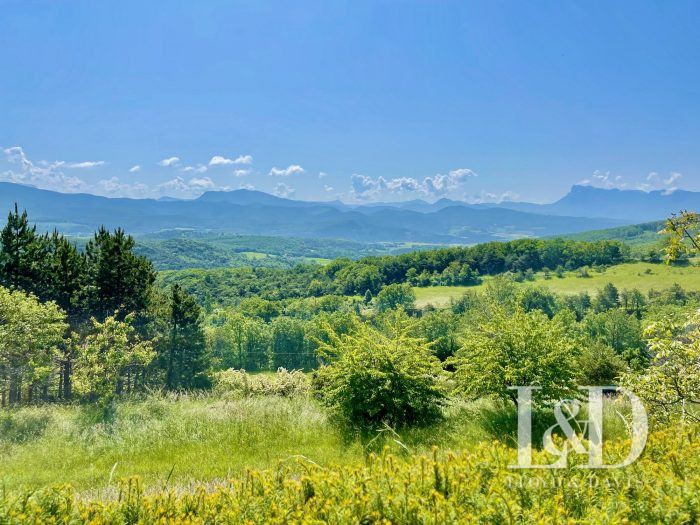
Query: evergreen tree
[
  {"left": 85, "top": 227, "right": 156, "bottom": 320},
  {"left": 164, "top": 284, "right": 210, "bottom": 389},
  {"left": 0, "top": 204, "right": 46, "bottom": 297}
]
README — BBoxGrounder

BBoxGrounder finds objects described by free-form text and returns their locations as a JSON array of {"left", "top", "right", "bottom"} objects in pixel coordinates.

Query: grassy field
[
  {"left": 414, "top": 261, "right": 700, "bottom": 308},
  {"left": 0, "top": 394, "right": 633, "bottom": 494}
]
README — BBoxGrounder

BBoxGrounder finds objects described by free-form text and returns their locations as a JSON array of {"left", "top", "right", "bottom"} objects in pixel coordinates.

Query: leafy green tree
[
  {"left": 0, "top": 286, "right": 68, "bottom": 405},
  {"left": 164, "top": 284, "right": 210, "bottom": 389},
  {"left": 620, "top": 288, "right": 646, "bottom": 318},
  {"left": 450, "top": 308, "right": 579, "bottom": 406},
  {"left": 519, "top": 286, "right": 557, "bottom": 318},
  {"left": 270, "top": 316, "right": 308, "bottom": 370},
  {"left": 418, "top": 310, "right": 460, "bottom": 360},
  {"left": 621, "top": 312, "right": 700, "bottom": 423},
  {"left": 560, "top": 291, "right": 592, "bottom": 321},
  {"left": 239, "top": 296, "right": 280, "bottom": 322},
  {"left": 662, "top": 210, "right": 699, "bottom": 262},
  {"left": 376, "top": 283, "right": 416, "bottom": 313},
  {"left": 74, "top": 313, "right": 154, "bottom": 405},
  {"left": 594, "top": 282, "right": 620, "bottom": 312},
  {"left": 584, "top": 309, "right": 647, "bottom": 367},
  {"left": 314, "top": 311, "right": 446, "bottom": 431}
]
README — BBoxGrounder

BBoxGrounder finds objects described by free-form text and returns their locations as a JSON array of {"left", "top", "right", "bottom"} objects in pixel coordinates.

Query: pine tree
[
  {"left": 164, "top": 284, "right": 210, "bottom": 390},
  {"left": 0, "top": 204, "right": 46, "bottom": 296},
  {"left": 85, "top": 227, "right": 156, "bottom": 320}
]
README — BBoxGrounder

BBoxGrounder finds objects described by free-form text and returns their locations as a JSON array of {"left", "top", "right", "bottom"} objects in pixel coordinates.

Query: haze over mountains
[{"left": 0, "top": 182, "right": 697, "bottom": 244}]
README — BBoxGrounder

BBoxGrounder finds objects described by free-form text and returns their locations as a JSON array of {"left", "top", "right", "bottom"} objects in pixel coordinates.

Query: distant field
[{"left": 414, "top": 261, "right": 700, "bottom": 307}]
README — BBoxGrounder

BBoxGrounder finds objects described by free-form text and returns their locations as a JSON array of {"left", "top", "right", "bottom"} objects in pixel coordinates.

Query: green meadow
[{"left": 414, "top": 261, "right": 700, "bottom": 308}]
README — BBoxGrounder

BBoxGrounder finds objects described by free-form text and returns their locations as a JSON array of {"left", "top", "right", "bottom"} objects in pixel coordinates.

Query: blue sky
[{"left": 1, "top": 1, "right": 699, "bottom": 203}]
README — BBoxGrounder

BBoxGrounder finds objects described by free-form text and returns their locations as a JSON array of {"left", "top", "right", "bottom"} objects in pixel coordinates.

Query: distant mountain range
[{"left": 0, "top": 182, "right": 697, "bottom": 243}]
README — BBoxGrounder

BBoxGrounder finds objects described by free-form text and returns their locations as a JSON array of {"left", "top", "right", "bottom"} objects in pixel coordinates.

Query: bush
[
  {"left": 313, "top": 312, "right": 446, "bottom": 432},
  {"left": 213, "top": 368, "right": 310, "bottom": 399},
  {"left": 450, "top": 308, "right": 579, "bottom": 406},
  {"left": 576, "top": 342, "right": 627, "bottom": 386}
]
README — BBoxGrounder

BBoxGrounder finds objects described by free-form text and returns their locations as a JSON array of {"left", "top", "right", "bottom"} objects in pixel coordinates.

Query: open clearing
[{"left": 414, "top": 261, "right": 700, "bottom": 308}]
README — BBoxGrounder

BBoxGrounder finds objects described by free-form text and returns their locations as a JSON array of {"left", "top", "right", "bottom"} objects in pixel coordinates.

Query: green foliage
[
  {"left": 662, "top": 210, "right": 700, "bottom": 262},
  {"left": 622, "top": 311, "right": 700, "bottom": 423},
  {"left": 314, "top": 312, "right": 446, "bottom": 431},
  {"left": 594, "top": 282, "right": 620, "bottom": 312},
  {"left": 74, "top": 314, "right": 154, "bottom": 405},
  {"left": 376, "top": 283, "right": 416, "bottom": 312},
  {"left": 162, "top": 284, "right": 210, "bottom": 390},
  {"left": 576, "top": 342, "right": 627, "bottom": 386},
  {"left": 85, "top": 227, "right": 156, "bottom": 320},
  {"left": 451, "top": 308, "right": 579, "bottom": 406},
  {"left": 0, "top": 286, "right": 68, "bottom": 404},
  {"left": 518, "top": 285, "right": 558, "bottom": 318},
  {"left": 213, "top": 368, "right": 310, "bottom": 399},
  {"left": 417, "top": 309, "right": 460, "bottom": 360},
  {"left": 583, "top": 308, "right": 647, "bottom": 367},
  {"left": 3, "top": 425, "right": 699, "bottom": 523}
]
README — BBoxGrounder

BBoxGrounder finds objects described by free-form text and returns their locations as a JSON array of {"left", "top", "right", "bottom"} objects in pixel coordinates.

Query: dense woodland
[
  {"left": 1, "top": 205, "right": 698, "bottom": 411},
  {"left": 158, "top": 236, "right": 629, "bottom": 306}
]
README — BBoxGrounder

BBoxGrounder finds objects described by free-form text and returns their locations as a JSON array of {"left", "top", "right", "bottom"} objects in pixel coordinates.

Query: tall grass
[{"left": 0, "top": 393, "right": 635, "bottom": 493}]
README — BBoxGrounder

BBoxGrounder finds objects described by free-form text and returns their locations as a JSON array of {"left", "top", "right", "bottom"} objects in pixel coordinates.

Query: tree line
[
  {"left": 159, "top": 237, "right": 629, "bottom": 307},
  {"left": 0, "top": 206, "right": 209, "bottom": 405}
]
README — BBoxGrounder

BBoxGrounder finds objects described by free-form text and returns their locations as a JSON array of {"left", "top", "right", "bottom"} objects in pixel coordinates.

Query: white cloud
[
  {"left": 664, "top": 172, "right": 682, "bottom": 185},
  {"left": 422, "top": 168, "right": 477, "bottom": 196},
  {"left": 324, "top": 185, "right": 334, "bottom": 192},
  {"left": 1, "top": 146, "right": 89, "bottom": 193},
  {"left": 646, "top": 172, "right": 658, "bottom": 181},
  {"left": 273, "top": 182, "right": 295, "bottom": 197},
  {"left": 1, "top": 146, "right": 240, "bottom": 199},
  {"left": 239, "top": 183, "right": 255, "bottom": 190},
  {"left": 584, "top": 170, "right": 629, "bottom": 190},
  {"left": 188, "top": 176, "right": 215, "bottom": 190},
  {"left": 234, "top": 154, "right": 253, "bottom": 165},
  {"left": 385, "top": 177, "right": 420, "bottom": 192},
  {"left": 96, "top": 177, "right": 149, "bottom": 198},
  {"left": 181, "top": 165, "right": 207, "bottom": 173},
  {"left": 66, "top": 160, "right": 105, "bottom": 169},
  {"left": 350, "top": 174, "right": 385, "bottom": 200},
  {"left": 209, "top": 155, "right": 234, "bottom": 166},
  {"left": 154, "top": 176, "right": 216, "bottom": 197},
  {"left": 234, "top": 169, "right": 250, "bottom": 177},
  {"left": 468, "top": 190, "right": 520, "bottom": 204},
  {"left": 209, "top": 154, "right": 253, "bottom": 166},
  {"left": 269, "top": 164, "right": 304, "bottom": 176},
  {"left": 319, "top": 171, "right": 328, "bottom": 179},
  {"left": 350, "top": 168, "right": 478, "bottom": 200},
  {"left": 158, "top": 156, "right": 180, "bottom": 167}
]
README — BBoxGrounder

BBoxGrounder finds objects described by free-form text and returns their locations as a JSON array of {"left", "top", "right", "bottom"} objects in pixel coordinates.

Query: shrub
[
  {"left": 576, "top": 342, "right": 627, "bottom": 386},
  {"left": 313, "top": 312, "right": 446, "bottom": 431},
  {"left": 450, "top": 308, "right": 579, "bottom": 406},
  {"left": 213, "top": 368, "right": 310, "bottom": 399}
]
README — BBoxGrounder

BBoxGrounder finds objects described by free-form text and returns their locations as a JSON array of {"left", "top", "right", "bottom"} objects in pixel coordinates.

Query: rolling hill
[{"left": 0, "top": 182, "right": 631, "bottom": 243}]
